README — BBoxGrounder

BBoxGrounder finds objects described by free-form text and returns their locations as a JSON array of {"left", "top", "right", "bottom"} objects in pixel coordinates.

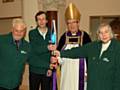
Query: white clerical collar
[{"left": 72, "top": 33, "right": 76, "bottom": 35}]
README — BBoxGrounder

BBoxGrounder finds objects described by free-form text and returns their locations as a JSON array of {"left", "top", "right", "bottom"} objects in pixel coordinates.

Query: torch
[{"left": 50, "top": 19, "right": 57, "bottom": 90}]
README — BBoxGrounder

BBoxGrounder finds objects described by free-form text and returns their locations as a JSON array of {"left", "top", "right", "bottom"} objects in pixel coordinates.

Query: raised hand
[
  {"left": 50, "top": 56, "right": 58, "bottom": 64},
  {"left": 48, "top": 44, "right": 57, "bottom": 51},
  {"left": 50, "top": 56, "right": 58, "bottom": 69},
  {"left": 52, "top": 50, "right": 60, "bottom": 57}
]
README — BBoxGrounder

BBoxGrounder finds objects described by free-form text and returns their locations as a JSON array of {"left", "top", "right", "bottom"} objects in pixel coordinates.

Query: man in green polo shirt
[{"left": 0, "top": 18, "right": 30, "bottom": 90}]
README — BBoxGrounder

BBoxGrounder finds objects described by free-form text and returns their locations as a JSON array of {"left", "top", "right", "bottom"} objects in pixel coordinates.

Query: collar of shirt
[
  {"left": 14, "top": 39, "right": 21, "bottom": 46},
  {"left": 100, "top": 40, "right": 111, "bottom": 57},
  {"left": 38, "top": 27, "right": 48, "bottom": 40}
]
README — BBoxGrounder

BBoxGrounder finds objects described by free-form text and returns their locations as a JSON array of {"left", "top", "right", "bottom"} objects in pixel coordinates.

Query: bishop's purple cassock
[{"left": 57, "top": 30, "right": 91, "bottom": 90}]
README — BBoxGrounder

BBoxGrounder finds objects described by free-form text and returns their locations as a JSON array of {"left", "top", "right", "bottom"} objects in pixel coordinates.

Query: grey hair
[
  {"left": 97, "top": 23, "right": 114, "bottom": 40},
  {"left": 12, "top": 18, "right": 26, "bottom": 28}
]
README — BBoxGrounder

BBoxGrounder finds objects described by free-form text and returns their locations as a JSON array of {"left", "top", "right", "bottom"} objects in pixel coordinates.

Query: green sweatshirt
[
  {"left": 61, "top": 39, "right": 120, "bottom": 90},
  {"left": 28, "top": 28, "right": 51, "bottom": 74},
  {"left": 0, "top": 33, "right": 30, "bottom": 89}
]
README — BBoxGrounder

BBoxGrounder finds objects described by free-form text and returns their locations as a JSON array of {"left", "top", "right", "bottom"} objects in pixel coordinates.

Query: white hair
[
  {"left": 12, "top": 18, "right": 26, "bottom": 28},
  {"left": 97, "top": 23, "right": 114, "bottom": 40}
]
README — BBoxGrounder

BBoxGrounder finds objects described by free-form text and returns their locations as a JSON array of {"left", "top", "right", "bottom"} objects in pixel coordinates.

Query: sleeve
[
  {"left": 29, "top": 30, "right": 49, "bottom": 55},
  {"left": 83, "top": 31, "right": 92, "bottom": 69},
  {"left": 113, "top": 50, "right": 120, "bottom": 90},
  {"left": 61, "top": 45, "right": 88, "bottom": 58},
  {"left": 57, "top": 57, "right": 64, "bottom": 64},
  {"left": 26, "top": 43, "right": 31, "bottom": 62},
  {"left": 57, "top": 33, "right": 66, "bottom": 51}
]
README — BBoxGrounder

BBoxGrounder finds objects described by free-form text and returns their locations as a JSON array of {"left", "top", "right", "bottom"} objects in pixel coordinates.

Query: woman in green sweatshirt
[{"left": 52, "top": 23, "right": 120, "bottom": 90}]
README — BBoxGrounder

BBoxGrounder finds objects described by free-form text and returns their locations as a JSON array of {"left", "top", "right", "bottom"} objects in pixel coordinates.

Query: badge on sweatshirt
[
  {"left": 103, "top": 58, "right": 110, "bottom": 62},
  {"left": 21, "top": 50, "right": 27, "bottom": 54}
]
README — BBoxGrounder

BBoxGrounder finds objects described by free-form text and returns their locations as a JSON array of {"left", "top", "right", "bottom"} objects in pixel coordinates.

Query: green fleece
[
  {"left": 0, "top": 33, "right": 30, "bottom": 89},
  {"left": 29, "top": 28, "right": 51, "bottom": 74},
  {"left": 61, "top": 39, "right": 120, "bottom": 90}
]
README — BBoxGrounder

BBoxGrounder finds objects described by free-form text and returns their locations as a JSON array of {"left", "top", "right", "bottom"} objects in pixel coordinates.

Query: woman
[{"left": 53, "top": 23, "right": 120, "bottom": 90}]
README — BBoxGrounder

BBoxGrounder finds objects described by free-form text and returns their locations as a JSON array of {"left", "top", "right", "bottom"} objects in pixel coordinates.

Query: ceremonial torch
[{"left": 50, "top": 19, "right": 57, "bottom": 90}]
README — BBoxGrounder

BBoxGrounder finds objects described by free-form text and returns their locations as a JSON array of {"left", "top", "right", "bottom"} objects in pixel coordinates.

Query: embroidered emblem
[
  {"left": 103, "top": 58, "right": 110, "bottom": 62},
  {"left": 21, "top": 50, "right": 27, "bottom": 54}
]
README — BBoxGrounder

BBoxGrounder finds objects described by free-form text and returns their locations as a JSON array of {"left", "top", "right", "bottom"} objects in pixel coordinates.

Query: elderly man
[
  {"left": 0, "top": 18, "right": 30, "bottom": 90},
  {"left": 56, "top": 3, "right": 91, "bottom": 90}
]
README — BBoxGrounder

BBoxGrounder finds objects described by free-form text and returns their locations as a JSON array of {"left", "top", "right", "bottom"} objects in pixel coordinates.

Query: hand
[
  {"left": 50, "top": 63, "right": 58, "bottom": 69},
  {"left": 48, "top": 44, "right": 57, "bottom": 51},
  {"left": 53, "top": 50, "right": 60, "bottom": 57},
  {"left": 46, "top": 69, "right": 52, "bottom": 77},
  {"left": 50, "top": 56, "right": 58, "bottom": 64},
  {"left": 50, "top": 56, "right": 58, "bottom": 69}
]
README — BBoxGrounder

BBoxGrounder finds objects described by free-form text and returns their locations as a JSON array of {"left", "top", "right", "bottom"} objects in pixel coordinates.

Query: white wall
[
  {"left": 0, "top": 0, "right": 120, "bottom": 38},
  {"left": 0, "top": 19, "right": 12, "bottom": 34},
  {"left": 0, "top": 0, "right": 22, "bottom": 18},
  {"left": 23, "top": 0, "right": 39, "bottom": 41}
]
